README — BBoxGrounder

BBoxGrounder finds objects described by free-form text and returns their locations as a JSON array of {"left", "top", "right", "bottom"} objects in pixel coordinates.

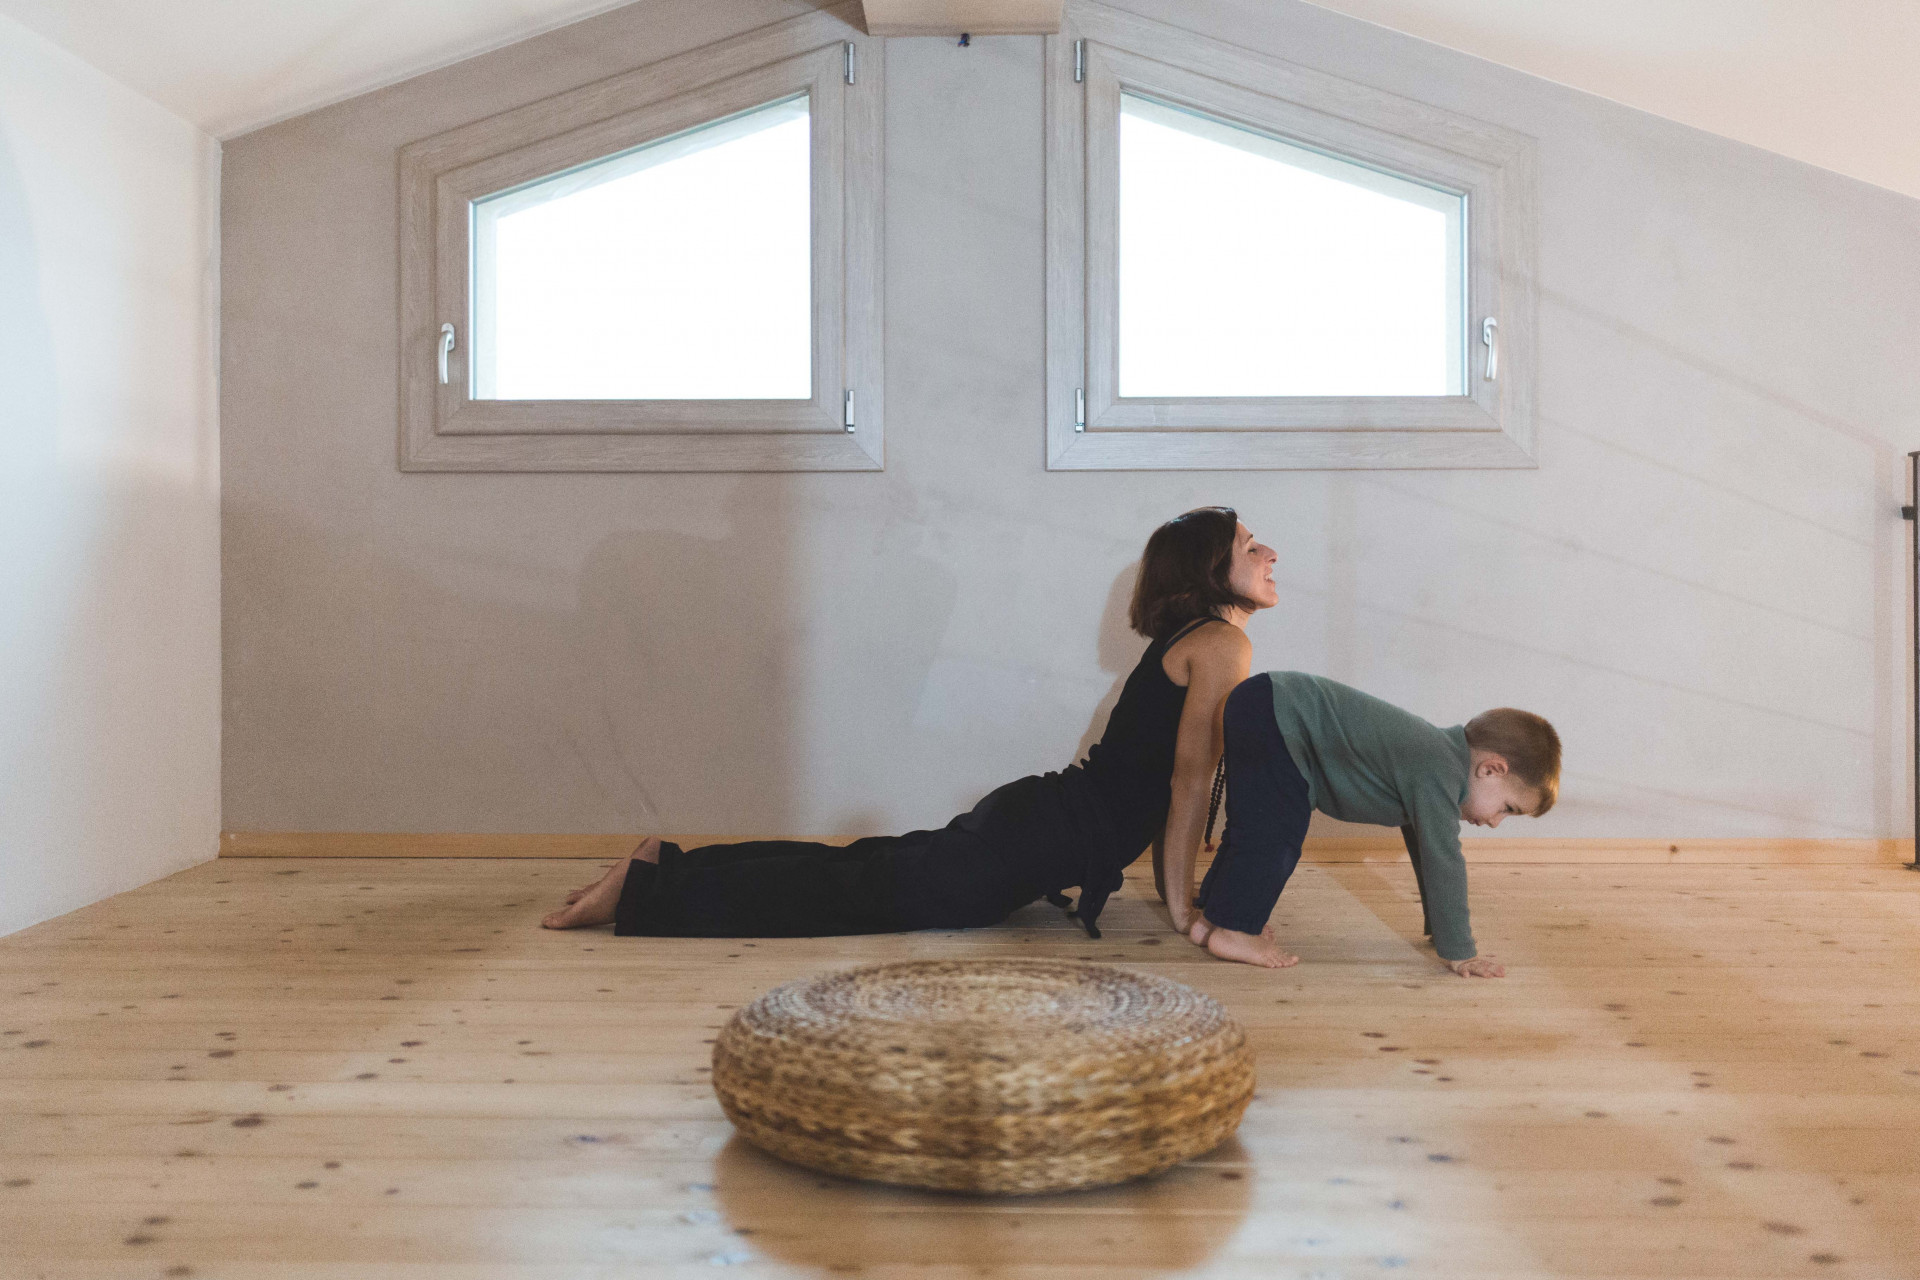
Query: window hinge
[
  {"left": 1074, "top": 387, "right": 1085, "bottom": 431},
  {"left": 1073, "top": 39, "right": 1085, "bottom": 83},
  {"left": 1481, "top": 316, "right": 1499, "bottom": 381},
  {"left": 438, "top": 322, "right": 456, "bottom": 385},
  {"left": 845, "top": 41, "right": 856, "bottom": 85},
  {"left": 844, "top": 389, "right": 856, "bottom": 432}
]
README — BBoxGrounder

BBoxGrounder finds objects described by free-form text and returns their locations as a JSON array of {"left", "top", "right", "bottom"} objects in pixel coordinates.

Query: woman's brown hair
[{"left": 1128, "top": 506, "right": 1260, "bottom": 640}]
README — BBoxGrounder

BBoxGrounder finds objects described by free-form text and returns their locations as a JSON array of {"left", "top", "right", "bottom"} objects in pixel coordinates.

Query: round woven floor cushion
[{"left": 712, "top": 958, "right": 1254, "bottom": 1195}]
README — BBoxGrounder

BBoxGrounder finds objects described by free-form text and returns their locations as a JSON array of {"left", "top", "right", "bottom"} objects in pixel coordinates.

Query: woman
[{"left": 541, "top": 507, "right": 1278, "bottom": 945}]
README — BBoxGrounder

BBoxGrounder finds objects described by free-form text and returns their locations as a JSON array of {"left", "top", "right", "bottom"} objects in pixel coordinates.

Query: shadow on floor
[{"left": 712, "top": 1132, "right": 1253, "bottom": 1271}]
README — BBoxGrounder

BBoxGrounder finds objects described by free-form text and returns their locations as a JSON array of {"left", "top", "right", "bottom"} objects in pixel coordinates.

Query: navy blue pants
[{"left": 1196, "top": 673, "right": 1313, "bottom": 934}]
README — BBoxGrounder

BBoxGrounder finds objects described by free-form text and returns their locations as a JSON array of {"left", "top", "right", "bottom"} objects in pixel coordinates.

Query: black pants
[
  {"left": 613, "top": 774, "right": 1087, "bottom": 938},
  {"left": 1196, "top": 673, "right": 1313, "bottom": 934}
]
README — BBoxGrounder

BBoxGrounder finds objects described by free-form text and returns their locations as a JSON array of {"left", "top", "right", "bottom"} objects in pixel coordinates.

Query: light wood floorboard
[{"left": 2, "top": 858, "right": 1917, "bottom": 1278}]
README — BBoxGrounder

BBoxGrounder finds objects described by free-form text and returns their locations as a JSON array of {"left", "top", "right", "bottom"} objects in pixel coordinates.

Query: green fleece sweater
[{"left": 1266, "top": 672, "right": 1477, "bottom": 961}]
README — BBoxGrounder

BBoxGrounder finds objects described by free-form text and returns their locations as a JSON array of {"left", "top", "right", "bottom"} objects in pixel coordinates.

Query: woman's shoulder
[
  {"left": 1162, "top": 617, "right": 1250, "bottom": 684},
  {"left": 1176, "top": 617, "right": 1251, "bottom": 657}
]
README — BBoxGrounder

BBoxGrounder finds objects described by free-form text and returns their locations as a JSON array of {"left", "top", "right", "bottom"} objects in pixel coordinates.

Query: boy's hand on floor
[{"left": 1448, "top": 956, "right": 1505, "bottom": 978}]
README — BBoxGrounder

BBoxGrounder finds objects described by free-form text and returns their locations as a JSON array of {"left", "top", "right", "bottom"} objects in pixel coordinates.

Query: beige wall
[
  {"left": 220, "top": 0, "right": 1920, "bottom": 842},
  {"left": 1, "top": 14, "right": 222, "bottom": 934}
]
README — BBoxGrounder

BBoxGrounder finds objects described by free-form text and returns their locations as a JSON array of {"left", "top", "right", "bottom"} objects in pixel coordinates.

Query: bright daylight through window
[
  {"left": 470, "top": 94, "right": 813, "bottom": 401},
  {"left": 1117, "top": 94, "right": 1464, "bottom": 399}
]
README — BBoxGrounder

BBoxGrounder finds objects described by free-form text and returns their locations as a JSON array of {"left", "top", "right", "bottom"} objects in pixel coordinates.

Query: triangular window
[
  {"left": 472, "top": 96, "right": 813, "bottom": 401},
  {"left": 1047, "top": 3, "right": 1536, "bottom": 470},
  {"left": 1118, "top": 94, "right": 1464, "bottom": 399},
  {"left": 400, "top": 16, "right": 881, "bottom": 472}
]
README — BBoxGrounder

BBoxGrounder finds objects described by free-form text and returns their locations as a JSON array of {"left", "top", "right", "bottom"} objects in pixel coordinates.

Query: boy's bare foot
[
  {"left": 542, "top": 847, "right": 648, "bottom": 930},
  {"left": 1195, "top": 920, "right": 1298, "bottom": 968},
  {"left": 563, "top": 839, "right": 662, "bottom": 903},
  {"left": 1186, "top": 915, "right": 1282, "bottom": 947}
]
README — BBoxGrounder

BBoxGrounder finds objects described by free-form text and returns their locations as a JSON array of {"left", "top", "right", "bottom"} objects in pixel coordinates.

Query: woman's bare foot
[
  {"left": 542, "top": 844, "right": 654, "bottom": 930},
  {"left": 1193, "top": 919, "right": 1298, "bottom": 968},
  {"left": 542, "top": 859, "right": 628, "bottom": 928},
  {"left": 562, "top": 838, "right": 662, "bottom": 903},
  {"left": 563, "top": 867, "right": 611, "bottom": 905}
]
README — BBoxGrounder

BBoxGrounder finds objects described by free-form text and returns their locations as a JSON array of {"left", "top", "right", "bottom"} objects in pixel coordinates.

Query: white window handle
[
  {"left": 1481, "top": 316, "right": 1498, "bottom": 381},
  {"left": 439, "top": 323, "right": 457, "bottom": 385}
]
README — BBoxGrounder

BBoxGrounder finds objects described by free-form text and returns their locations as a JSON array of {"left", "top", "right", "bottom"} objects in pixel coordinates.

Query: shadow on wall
[
  {"left": 767, "top": 494, "right": 958, "bottom": 837},
  {"left": 1071, "top": 562, "right": 1147, "bottom": 766},
  {"left": 572, "top": 509, "right": 809, "bottom": 832},
  {"left": 225, "top": 481, "right": 963, "bottom": 837},
  {"left": 226, "top": 482, "right": 810, "bottom": 833}
]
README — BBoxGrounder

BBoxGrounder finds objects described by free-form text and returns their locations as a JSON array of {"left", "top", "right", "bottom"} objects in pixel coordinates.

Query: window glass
[
  {"left": 471, "top": 94, "right": 812, "bottom": 401},
  {"left": 1117, "top": 94, "right": 1465, "bottom": 398}
]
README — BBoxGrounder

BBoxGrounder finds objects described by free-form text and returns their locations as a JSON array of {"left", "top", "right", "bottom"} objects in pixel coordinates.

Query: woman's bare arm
[{"left": 1160, "top": 626, "right": 1253, "bottom": 933}]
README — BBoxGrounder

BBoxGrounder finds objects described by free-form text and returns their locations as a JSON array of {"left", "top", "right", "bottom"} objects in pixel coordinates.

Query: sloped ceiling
[
  {"left": 0, "top": 0, "right": 637, "bottom": 138},
  {"left": 1301, "top": 0, "right": 1920, "bottom": 202},
  {"left": 1, "top": 0, "right": 1917, "bottom": 202}
]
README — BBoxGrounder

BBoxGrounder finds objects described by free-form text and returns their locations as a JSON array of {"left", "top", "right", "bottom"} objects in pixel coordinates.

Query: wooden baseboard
[
  {"left": 1303, "top": 837, "right": 1911, "bottom": 864},
  {"left": 219, "top": 831, "right": 1916, "bottom": 865},
  {"left": 219, "top": 832, "right": 729, "bottom": 859}
]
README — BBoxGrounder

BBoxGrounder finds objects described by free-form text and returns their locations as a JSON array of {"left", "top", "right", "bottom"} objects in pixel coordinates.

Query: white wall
[{"left": 0, "top": 14, "right": 221, "bottom": 935}]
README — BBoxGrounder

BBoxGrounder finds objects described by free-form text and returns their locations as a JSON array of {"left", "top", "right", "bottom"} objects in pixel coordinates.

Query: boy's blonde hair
[{"left": 1465, "top": 708, "right": 1561, "bottom": 815}]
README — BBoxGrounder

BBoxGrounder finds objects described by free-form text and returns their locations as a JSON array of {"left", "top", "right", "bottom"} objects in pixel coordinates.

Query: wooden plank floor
[{"left": 2, "top": 857, "right": 1917, "bottom": 1279}]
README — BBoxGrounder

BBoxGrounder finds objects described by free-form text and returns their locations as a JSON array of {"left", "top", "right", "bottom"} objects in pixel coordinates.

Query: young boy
[{"left": 1189, "top": 671, "right": 1560, "bottom": 975}]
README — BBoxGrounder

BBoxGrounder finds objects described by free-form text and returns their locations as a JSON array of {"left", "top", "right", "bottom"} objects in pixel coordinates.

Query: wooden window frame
[
  {"left": 1045, "top": 2, "right": 1538, "bottom": 471},
  {"left": 399, "top": 5, "right": 882, "bottom": 472}
]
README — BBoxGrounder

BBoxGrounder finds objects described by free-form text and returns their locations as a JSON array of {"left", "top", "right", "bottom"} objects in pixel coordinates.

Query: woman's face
[{"left": 1226, "top": 522, "right": 1280, "bottom": 610}]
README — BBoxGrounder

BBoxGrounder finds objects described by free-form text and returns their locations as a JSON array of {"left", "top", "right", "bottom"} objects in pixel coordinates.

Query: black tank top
[
  {"left": 1080, "top": 615, "right": 1221, "bottom": 847},
  {"left": 1053, "top": 615, "right": 1223, "bottom": 932}
]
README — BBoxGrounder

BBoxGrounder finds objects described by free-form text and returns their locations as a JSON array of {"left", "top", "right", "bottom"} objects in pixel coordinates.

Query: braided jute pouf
[{"left": 711, "top": 958, "right": 1254, "bottom": 1195}]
